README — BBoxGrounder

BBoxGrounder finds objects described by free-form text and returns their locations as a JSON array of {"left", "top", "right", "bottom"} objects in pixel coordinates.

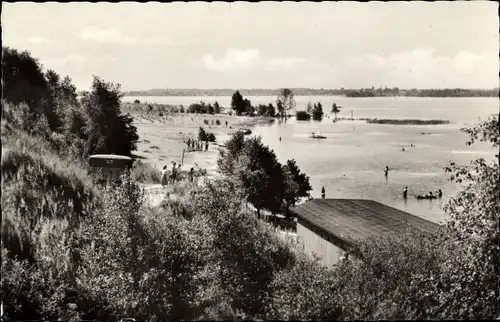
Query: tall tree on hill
[
  {"left": 234, "top": 136, "right": 285, "bottom": 218},
  {"left": 231, "top": 91, "right": 246, "bottom": 116},
  {"left": 282, "top": 159, "right": 312, "bottom": 215},
  {"left": 44, "top": 69, "right": 80, "bottom": 131},
  {"left": 217, "top": 131, "right": 246, "bottom": 176},
  {"left": 2, "top": 47, "right": 80, "bottom": 134},
  {"left": 81, "top": 76, "right": 139, "bottom": 156},
  {"left": 2, "top": 47, "right": 49, "bottom": 116}
]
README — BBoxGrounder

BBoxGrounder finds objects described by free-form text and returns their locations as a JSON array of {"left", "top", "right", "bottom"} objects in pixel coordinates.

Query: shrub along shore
[{"left": 1, "top": 46, "right": 499, "bottom": 321}]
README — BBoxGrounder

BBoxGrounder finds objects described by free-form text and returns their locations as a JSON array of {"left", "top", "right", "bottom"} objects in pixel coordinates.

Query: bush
[
  {"left": 198, "top": 127, "right": 216, "bottom": 142},
  {"left": 130, "top": 160, "right": 162, "bottom": 183},
  {"left": 295, "top": 111, "right": 311, "bottom": 121}
]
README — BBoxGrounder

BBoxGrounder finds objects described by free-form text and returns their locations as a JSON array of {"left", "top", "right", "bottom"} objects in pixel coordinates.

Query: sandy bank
[{"left": 133, "top": 113, "right": 274, "bottom": 178}]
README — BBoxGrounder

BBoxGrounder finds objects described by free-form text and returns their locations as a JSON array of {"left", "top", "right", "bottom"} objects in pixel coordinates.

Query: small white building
[{"left": 290, "top": 198, "right": 440, "bottom": 267}]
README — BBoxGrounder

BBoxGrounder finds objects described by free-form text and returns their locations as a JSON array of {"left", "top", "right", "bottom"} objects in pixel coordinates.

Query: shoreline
[{"left": 132, "top": 112, "right": 275, "bottom": 180}]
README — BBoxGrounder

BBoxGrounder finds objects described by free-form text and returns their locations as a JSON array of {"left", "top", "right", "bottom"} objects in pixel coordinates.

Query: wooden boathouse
[{"left": 290, "top": 198, "right": 440, "bottom": 266}]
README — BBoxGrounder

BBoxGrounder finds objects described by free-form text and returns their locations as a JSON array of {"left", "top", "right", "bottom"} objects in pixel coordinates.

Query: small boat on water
[{"left": 309, "top": 132, "right": 326, "bottom": 139}]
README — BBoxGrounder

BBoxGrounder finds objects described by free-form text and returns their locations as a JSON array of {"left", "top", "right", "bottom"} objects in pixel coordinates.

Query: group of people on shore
[
  {"left": 161, "top": 161, "right": 195, "bottom": 187},
  {"left": 186, "top": 138, "right": 209, "bottom": 152}
]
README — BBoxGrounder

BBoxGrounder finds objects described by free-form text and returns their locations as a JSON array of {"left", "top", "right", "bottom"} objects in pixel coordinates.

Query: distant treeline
[
  {"left": 123, "top": 87, "right": 499, "bottom": 97},
  {"left": 344, "top": 87, "right": 499, "bottom": 98}
]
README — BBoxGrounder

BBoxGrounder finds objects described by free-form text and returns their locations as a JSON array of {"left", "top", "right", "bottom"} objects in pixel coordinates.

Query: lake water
[{"left": 124, "top": 95, "right": 498, "bottom": 224}]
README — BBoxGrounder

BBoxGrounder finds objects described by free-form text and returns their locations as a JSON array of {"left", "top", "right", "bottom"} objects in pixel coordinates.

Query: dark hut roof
[{"left": 290, "top": 198, "right": 440, "bottom": 245}]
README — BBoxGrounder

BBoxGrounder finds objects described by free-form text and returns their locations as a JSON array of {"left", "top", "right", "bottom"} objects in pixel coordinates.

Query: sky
[{"left": 2, "top": 2, "right": 499, "bottom": 91}]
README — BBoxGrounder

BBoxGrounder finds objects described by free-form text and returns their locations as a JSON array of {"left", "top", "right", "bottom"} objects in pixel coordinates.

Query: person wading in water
[
  {"left": 384, "top": 166, "right": 389, "bottom": 177},
  {"left": 321, "top": 187, "right": 326, "bottom": 199}
]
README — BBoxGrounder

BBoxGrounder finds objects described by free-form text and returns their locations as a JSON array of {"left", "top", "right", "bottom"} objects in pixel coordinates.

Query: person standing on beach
[
  {"left": 189, "top": 167, "right": 194, "bottom": 182},
  {"left": 403, "top": 186, "right": 408, "bottom": 199},
  {"left": 321, "top": 187, "right": 326, "bottom": 199},
  {"left": 205, "top": 141, "right": 209, "bottom": 152},
  {"left": 170, "top": 162, "right": 177, "bottom": 183},
  {"left": 161, "top": 165, "right": 168, "bottom": 187}
]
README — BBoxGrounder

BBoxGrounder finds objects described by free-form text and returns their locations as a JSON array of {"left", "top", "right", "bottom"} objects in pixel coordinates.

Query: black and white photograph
[{"left": 1, "top": 1, "right": 499, "bottom": 320}]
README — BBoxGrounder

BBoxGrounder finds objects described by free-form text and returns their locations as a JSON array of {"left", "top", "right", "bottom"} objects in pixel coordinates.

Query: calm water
[{"left": 125, "top": 95, "right": 498, "bottom": 223}]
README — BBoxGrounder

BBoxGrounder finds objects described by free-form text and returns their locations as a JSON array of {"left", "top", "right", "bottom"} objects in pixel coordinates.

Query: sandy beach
[{"left": 133, "top": 112, "right": 275, "bottom": 180}]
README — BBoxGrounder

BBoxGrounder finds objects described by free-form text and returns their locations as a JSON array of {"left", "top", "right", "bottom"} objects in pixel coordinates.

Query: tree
[
  {"left": 2, "top": 47, "right": 49, "bottom": 116},
  {"left": 234, "top": 136, "right": 285, "bottom": 218},
  {"left": 276, "top": 101, "right": 285, "bottom": 118},
  {"left": 231, "top": 91, "right": 246, "bottom": 116},
  {"left": 312, "top": 102, "right": 324, "bottom": 121},
  {"left": 80, "top": 76, "right": 139, "bottom": 156},
  {"left": 198, "top": 127, "right": 216, "bottom": 142},
  {"left": 207, "top": 104, "right": 215, "bottom": 115},
  {"left": 257, "top": 105, "right": 268, "bottom": 117},
  {"left": 437, "top": 114, "right": 500, "bottom": 318},
  {"left": 243, "top": 99, "right": 254, "bottom": 116},
  {"left": 2, "top": 47, "right": 70, "bottom": 133},
  {"left": 331, "top": 103, "right": 341, "bottom": 120},
  {"left": 282, "top": 159, "right": 312, "bottom": 215},
  {"left": 213, "top": 101, "right": 221, "bottom": 114},
  {"left": 277, "top": 88, "right": 295, "bottom": 118},
  {"left": 217, "top": 131, "right": 246, "bottom": 176},
  {"left": 267, "top": 103, "right": 276, "bottom": 117},
  {"left": 306, "top": 102, "right": 313, "bottom": 114}
]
